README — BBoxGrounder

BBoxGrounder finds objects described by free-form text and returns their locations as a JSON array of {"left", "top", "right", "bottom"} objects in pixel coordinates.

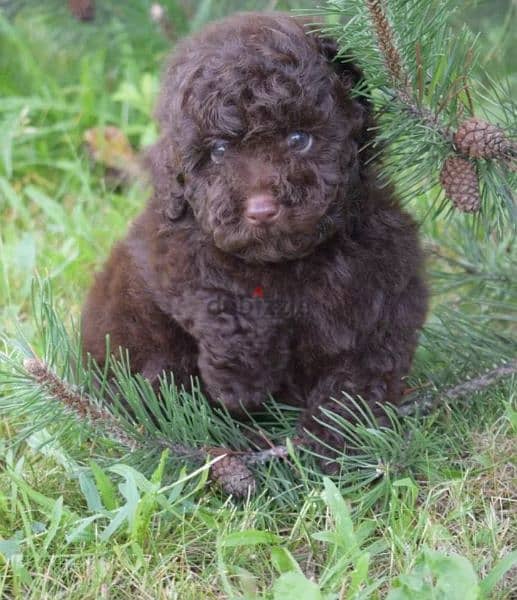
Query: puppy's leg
[
  {"left": 199, "top": 329, "right": 290, "bottom": 414},
  {"left": 299, "top": 275, "right": 427, "bottom": 468},
  {"left": 301, "top": 360, "right": 401, "bottom": 429},
  {"left": 184, "top": 294, "right": 291, "bottom": 415},
  {"left": 298, "top": 358, "right": 404, "bottom": 472},
  {"left": 82, "top": 242, "right": 198, "bottom": 391}
]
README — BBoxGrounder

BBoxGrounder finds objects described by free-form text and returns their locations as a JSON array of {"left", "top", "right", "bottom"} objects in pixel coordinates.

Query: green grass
[{"left": 0, "top": 1, "right": 516, "bottom": 598}]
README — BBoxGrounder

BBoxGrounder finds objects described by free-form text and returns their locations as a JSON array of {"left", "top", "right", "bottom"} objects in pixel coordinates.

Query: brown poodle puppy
[{"left": 82, "top": 12, "right": 428, "bottom": 454}]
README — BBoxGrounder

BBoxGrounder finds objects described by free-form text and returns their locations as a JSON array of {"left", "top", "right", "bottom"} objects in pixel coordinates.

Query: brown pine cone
[
  {"left": 440, "top": 156, "right": 481, "bottom": 213},
  {"left": 69, "top": 0, "right": 95, "bottom": 22},
  {"left": 210, "top": 454, "right": 256, "bottom": 498},
  {"left": 454, "top": 118, "right": 512, "bottom": 159}
]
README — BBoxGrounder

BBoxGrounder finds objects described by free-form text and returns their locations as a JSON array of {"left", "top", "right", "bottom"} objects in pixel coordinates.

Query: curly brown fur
[{"left": 82, "top": 12, "right": 428, "bottom": 460}]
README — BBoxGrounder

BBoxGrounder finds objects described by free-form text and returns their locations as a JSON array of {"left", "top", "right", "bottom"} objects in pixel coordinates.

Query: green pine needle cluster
[{"left": 311, "top": 0, "right": 516, "bottom": 229}]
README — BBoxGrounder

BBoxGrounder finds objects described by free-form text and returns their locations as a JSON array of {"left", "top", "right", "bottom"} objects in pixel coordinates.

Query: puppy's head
[{"left": 149, "top": 12, "right": 373, "bottom": 263}]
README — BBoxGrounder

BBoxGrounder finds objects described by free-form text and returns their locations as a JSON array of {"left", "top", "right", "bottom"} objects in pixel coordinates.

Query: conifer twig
[
  {"left": 355, "top": 0, "right": 515, "bottom": 214},
  {"left": 426, "top": 242, "right": 513, "bottom": 284},
  {"left": 21, "top": 358, "right": 271, "bottom": 496},
  {"left": 22, "top": 357, "right": 517, "bottom": 469},
  {"left": 243, "top": 444, "right": 290, "bottom": 464},
  {"left": 23, "top": 358, "right": 139, "bottom": 451},
  {"left": 364, "top": 0, "right": 408, "bottom": 91},
  {"left": 363, "top": 0, "right": 453, "bottom": 140},
  {"left": 397, "top": 359, "right": 517, "bottom": 416}
]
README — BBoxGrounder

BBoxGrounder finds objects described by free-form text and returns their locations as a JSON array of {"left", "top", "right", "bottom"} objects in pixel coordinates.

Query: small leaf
[
  {"left": 25, "top": 185, "right": 67, "bottom": 227},
  {"left": 65, "top": 514, "right": 104, "bottom": 544},
  {"left": 99, "top": 507, "right": 130, "bottom": 542},
  {"left": 387, "top": 548, "right": 480, "bottom": 600},
  {"left": 151, "top": 449, "right": 169, "bottom": 486},
  {"left": 221, "top": 529, "right": 281, "bottom": 548},
  {"left": 480, "top": 550, "right": 517, "bottom": 597},
  {"left": 117, "top": 471, "right": 141, "bottom": 529},
  {"left": 109, "top": 464, "right": 153, "bottom": 495},
  {"left": 273, "top": 572, "right": 323, "bottom": 600},
  {"left": 6, "top": 471, "right": 76, "bottom": 521},
  {"left": 31, "top": 521, "right": 46, "bottom": 534},
  {"left": 26, "top": 430, "right": 79, "bottom": 473},
  {"left": 79, "top": 472, "right": 104, "bottom": 513},
  {"left": 234, "top": 566, "right": 259, "bottom": 598},
  {"left": 0, "top": 539, "right": 22, "bottom": 560},
  {"left": 271, "top": 546, "right": 303, "bottom": 575},
  {"left": 348, "top": 552, "right": 371, "bottom": 598},
  {"left": 321, "top": 477, "right": 357, "bottom": 551},
  {"left": 90, "top": 461, "right": 118, "bottom": 511},
  {"left": 312, "top": 531, "right": 337, "bottom": 544},
  {"left": 12, "top": 233, "right": 36, "bottom": 279},
  {"left": 43, "top": 498, "right": 66, "bottom": 551},
  {"left": 167, "top": 466, "right": 188, "bottom": 504},
  {"left": 425, "top": 549, "right": 479, "bottom": 599},
  {"left": 392, "top": 478, "right": 418, "bottom": 489}
]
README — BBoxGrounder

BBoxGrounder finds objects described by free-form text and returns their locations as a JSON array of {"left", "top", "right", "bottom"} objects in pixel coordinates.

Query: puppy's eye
[
  {"left": 287, "top": 131, "right": 313, "bottom": 154},
  {"left": 210, "top": 140, "right": 230, "bottom": 163}
]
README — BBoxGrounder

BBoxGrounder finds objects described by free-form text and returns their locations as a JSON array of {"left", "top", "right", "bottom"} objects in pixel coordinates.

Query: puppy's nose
[{"left": 245, "top": 193, "right": 279, "bottom": 225}]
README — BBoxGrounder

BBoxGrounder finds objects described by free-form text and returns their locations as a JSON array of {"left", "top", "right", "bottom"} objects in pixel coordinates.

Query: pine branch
[
  {"left": 21, "top": 356, "right": 517, "bottom": 496},
  {"left": 250, "top": 359, "right": 517, "bottom": 464},
  {"left": 444, "top": 360, "right": 517, "bottom": 399},
  {"left": 364, "top": 0, "right": 408, "bottom": 92},
  {"left": 244, "top": 444, "right": 290, "bottom": 464},
  {"left": 397, "top": 359, "right": 517, "bottom": 416},
  {"left": 22, "top": 357, "right": 256, "bottom": 496},
  {"left": 318, "top": 0, "right": 516, "bottom": 221},
  {"left": 23, "top": 358, "right": 139, "bottom": 451},
  {"left": 362, "top": 0, "right": 452, "bottom": 139},
  {"left": 428, "top": 242, "right": 514, "bottom": 285}
]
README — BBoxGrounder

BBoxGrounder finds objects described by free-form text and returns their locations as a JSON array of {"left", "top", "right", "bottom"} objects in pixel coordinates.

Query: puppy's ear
[
  {"left": 144, "top": 137, "right": 187, "bottom": 221},
  {"left": 317, "top": 36, "right": 371, "bottom": 110},
  {"left": 316, "top": 35, "right": 377, "bottom": 166}
]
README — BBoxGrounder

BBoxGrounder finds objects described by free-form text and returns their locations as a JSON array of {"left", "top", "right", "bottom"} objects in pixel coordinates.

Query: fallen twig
[{"left": 22, "top": 357, "right": 517, "bottom": 496}]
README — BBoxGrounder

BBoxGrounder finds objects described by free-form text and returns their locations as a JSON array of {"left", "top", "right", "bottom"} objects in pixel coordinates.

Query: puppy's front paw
[{"left": 210, "top": 381, "right": 267, "bottom": 416}]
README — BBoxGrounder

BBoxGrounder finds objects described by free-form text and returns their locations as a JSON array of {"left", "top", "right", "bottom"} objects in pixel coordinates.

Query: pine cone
[
  {"left": 440, "top": 156, "right": 481, "bottom": 213},
  {"left": 210, "top": 454, "right": 256, "bottom": 498},
  {"left": 454, "top": 118, "right": 512, "bottom": 159}
]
